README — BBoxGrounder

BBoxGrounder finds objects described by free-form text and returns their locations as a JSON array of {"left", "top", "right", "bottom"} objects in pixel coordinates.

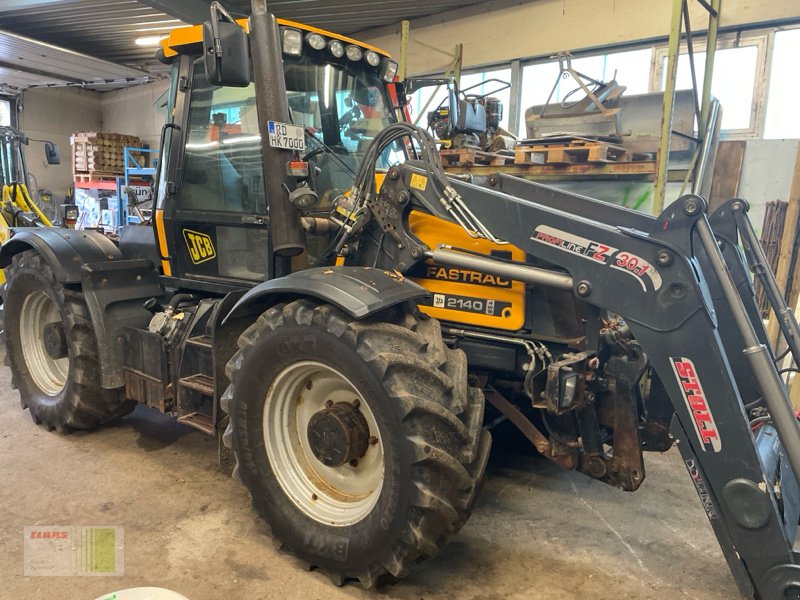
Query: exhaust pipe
[{"left": 249, "top": 0, "right": 305, "bottom": 257}]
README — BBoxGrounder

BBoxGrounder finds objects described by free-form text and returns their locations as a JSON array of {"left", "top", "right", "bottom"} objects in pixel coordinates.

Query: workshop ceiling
[{"left": 0, "top": 0, "right": 491, "bottom": 93}]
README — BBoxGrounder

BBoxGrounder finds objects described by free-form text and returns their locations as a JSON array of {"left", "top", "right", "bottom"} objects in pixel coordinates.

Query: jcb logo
[{"left": 183, "top": 229, "right": 216, "bottom": 264}]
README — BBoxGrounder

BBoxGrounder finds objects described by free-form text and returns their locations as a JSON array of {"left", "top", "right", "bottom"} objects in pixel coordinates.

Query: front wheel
[{"left": 222, "top": 299, "right": 490, "bottom": 587}]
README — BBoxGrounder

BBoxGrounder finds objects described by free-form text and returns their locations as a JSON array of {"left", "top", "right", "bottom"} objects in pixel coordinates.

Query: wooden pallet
[
  {"left": 439, "top": 148, "right": 515, "bottom": 167},
  {"left": 515, "top": 139, "right": 628, "bottom": 165},
  {"left": 74, "top": 171, "right": 122, "bottom": 183}
]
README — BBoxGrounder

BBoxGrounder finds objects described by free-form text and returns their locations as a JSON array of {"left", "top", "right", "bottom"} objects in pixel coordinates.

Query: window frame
[{"left": 651, "top": 31, "right": 770, "bottom": 139}]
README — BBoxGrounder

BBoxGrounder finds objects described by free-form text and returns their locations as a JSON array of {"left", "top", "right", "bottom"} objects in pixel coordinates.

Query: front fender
[{"left": 224, "top": 266, "right": 429, "bottom": 323}]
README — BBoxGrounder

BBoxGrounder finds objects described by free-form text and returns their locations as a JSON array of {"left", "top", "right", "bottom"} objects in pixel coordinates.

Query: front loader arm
[{"left": 368, "top": 162, "right": 800, "bottom": 598}]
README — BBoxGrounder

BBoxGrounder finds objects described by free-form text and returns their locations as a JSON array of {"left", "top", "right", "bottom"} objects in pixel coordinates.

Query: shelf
[
  {"left": 126, "top": 167, "right": 157, "bottom": 177},
  {"left": 443, "top": 160, "right": 690, "bottom": 182}
]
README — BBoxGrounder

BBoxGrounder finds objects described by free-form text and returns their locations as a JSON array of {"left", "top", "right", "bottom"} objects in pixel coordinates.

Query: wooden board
[
  {"left": 754, "top": 201, "right": 788, "bottom": 315},
  {"left": 439, "top": 160, "right": 693, "bottom": 183},
  {"left": 708, "top": 140, "right": 746, "bottom": 212}
]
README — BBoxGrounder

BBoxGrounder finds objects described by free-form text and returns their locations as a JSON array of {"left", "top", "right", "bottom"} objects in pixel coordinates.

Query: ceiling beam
[
  {"left": 136, "top": 0, "right": 216, "bottom": 25},
  {"left": 0, "top": 60, "right": 83, "bottom": 85}
]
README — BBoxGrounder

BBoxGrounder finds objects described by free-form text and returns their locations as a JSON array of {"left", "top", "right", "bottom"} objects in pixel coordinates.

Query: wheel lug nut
[
  {"left": 306, "top": 381, "right": 313, "bottom": 390},
  {"left": 369, "top": 436, "right": 379, "bottom": 446},
  {"left": 349, "top": 459, "right": 358, "bottom": 467},
  {"left": 324, "top": 399, "right": 333, "bottom": 408},
  {"left": 352, "top": 399, "right": 360, "bottom": 409}
]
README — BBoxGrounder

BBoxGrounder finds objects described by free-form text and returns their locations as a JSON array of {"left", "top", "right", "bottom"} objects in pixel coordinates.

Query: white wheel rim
[
  {"left": 264, "top": 360, "right": 385, "bottom": 527},
  {"left": 19, "top": 290, "right": 68, "bottom": 396}
]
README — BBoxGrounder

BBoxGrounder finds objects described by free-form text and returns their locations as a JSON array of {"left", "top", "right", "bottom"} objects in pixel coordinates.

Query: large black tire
[
  {"left": 222, "top": 299, "right": 490, "bottom": 587},
  {"left": 2, "top": 249, "right": 134, "bottom": 431}
]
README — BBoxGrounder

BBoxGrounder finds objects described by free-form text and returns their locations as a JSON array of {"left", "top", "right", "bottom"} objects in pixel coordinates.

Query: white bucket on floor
[{"left": 94, "top": 588, "right": 189, "bottom": 600}]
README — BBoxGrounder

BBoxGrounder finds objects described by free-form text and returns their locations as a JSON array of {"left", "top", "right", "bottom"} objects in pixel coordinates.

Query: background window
[
  {"left": 660, "top": 45, "right": 759, "bottom": 131},
  {"left": 409, "top": 84, "right": 448, "bottom": 126},
  {"left": 764, "top": 28, "right": 800, "bottom": 139},
  {"left": 0, "top": 98, "right": 10, "bottom": 126},
  {"left": 520, "top": 48, "right": 652, "bottom": 136}
]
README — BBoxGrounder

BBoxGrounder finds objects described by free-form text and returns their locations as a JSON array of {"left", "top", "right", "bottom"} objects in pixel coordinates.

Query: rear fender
[
  {"left": 0, "top": 227, "right": 123, "bottom": 282},
  {"left": 0, "top": 228, "right": 164, "bottom": 389}
]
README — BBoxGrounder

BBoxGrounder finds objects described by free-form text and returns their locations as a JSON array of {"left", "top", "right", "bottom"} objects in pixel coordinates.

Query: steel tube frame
[
  {"left": 428, "top": 246, "right": 574, "bottom": 291},
  {"left": 654, "top": 0, "right": 721, "bottom": 214}
]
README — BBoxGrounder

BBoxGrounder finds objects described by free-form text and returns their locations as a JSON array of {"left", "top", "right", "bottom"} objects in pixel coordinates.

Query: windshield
[
  {"left": 180, "top": 54, "right": 401, "bottom": 215},
  {"left": 285, "top": 55, "right": 402, "bottom": 195}
]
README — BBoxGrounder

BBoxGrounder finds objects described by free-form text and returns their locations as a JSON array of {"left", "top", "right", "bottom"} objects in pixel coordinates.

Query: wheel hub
[
  {"left": 264, "top": 360, "right": 385, "bottom": 526},
  {"left": 19, "top": 290, "right": 69, "bottom": 396},
  {"left": 42, "top": 322, "right": 68, "bottom": 360},
  {"left": 307, "top": 401, "right": 370, "bottom": 468}
]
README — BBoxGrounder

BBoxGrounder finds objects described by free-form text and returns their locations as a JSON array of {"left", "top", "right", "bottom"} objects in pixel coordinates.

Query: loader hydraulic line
[
  {"left": 695, "top": 214, "right": 800, "bottom": 483},
  {"left": 730, "top": 199, "right": 800, "bottom": 366}
]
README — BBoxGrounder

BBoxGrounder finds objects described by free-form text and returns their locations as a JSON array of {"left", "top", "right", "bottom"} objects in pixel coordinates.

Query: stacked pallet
[
  {"left": 515, "top": 137, "right": 630, "bottom": 165},
  {"left": 439, "top": 148, "right": 515, "bottom": 167},
  {"left": 72, "top": 132, "right": 143, "bottom": 180}
]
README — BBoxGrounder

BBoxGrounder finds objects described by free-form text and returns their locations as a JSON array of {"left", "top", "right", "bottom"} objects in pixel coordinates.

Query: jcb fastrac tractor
[{"left": 4, "top": 2, "right": 800, "bottom": 596}]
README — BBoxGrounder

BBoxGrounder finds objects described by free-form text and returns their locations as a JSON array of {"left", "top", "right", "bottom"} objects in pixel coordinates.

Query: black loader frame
[{"left": 368, "top": 165, "right": 800, "bottom": 598}]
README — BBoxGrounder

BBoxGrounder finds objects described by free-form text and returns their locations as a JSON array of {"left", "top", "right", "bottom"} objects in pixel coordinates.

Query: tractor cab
[{"left": 149, "top": 16, "right": 401, "bottom": 288}]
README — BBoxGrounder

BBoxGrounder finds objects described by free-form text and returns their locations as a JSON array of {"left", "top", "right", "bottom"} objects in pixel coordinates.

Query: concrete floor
[{"left": 0, "top": 354, "right": 741, "bottom": 600}]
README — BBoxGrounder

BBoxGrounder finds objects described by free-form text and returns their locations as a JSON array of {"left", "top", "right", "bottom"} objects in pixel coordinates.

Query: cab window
[{"left": 180, "top": 61, "right": 265, "bottom": 214}]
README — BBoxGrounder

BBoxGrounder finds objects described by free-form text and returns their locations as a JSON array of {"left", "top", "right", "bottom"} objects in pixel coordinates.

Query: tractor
[{"left": 3, "top": 2, "right": 800, "bottom": 597}]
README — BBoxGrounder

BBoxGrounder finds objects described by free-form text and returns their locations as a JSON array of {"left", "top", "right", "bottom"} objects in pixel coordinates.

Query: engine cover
[{"left": 407, "top": 211, "right": 526, "bottom": 331}]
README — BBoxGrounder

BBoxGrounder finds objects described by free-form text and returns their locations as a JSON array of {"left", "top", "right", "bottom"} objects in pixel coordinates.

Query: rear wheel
[
  {"left": 222, "top": 299, "right": 490, "bottom": 586},
  {"left": 2, "top": 249, "right": 134, "bottom": 431}
]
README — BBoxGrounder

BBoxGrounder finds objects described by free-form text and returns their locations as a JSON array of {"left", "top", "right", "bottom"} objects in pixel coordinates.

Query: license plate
[{"left": 267, "top": 120, "right": 305, "bottom": 151}]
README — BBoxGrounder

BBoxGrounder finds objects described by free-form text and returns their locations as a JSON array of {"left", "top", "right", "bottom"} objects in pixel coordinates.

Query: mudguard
[
  {"left": 0, "top": 227, "right": 124, "bottom": 281},
  {"left": 0, "top": 227, "right": 164, "bottom": 389},
  {"left": 224, "top": 266, "right": 429, "bottom": 323}
]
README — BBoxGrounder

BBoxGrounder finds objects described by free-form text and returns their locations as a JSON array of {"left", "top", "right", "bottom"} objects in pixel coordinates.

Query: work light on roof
[
  {"left": 380, "top": 59, "right": 399, "bottom": 82},
  {"left": 306, "top": 32, "right": 326, "bottom": 50},
  {"left": 365, "top": 50, "right": 381, "bottom": 67},
  {"left": 345, "top": 45, "right": 363, "bottom": 62},
  {"left": 282, "top": 28, "right": 303, "bottom": 56},
  {"left": 328, "top": 39, "right": 345, "bottom": 58}
]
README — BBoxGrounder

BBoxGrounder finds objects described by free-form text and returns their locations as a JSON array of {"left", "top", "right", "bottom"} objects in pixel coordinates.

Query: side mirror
[
  {"left": 44, "top": 142, "right": 60, "bottom": 165},
  {"left": 388, "top": 82, "right": 408, "bottom": 108},
  {"left": 203, "top": 1, "right": 250, "bottom": 87}
]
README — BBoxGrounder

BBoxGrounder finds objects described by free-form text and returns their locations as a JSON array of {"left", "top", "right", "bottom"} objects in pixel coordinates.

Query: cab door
[{"left": 163, "top": 57, "right": 272, "bottom": 288}]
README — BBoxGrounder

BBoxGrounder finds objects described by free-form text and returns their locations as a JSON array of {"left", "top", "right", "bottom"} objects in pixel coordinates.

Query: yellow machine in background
[{"left": 0, "top": 126, "right": 57, "bottom": 283}]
